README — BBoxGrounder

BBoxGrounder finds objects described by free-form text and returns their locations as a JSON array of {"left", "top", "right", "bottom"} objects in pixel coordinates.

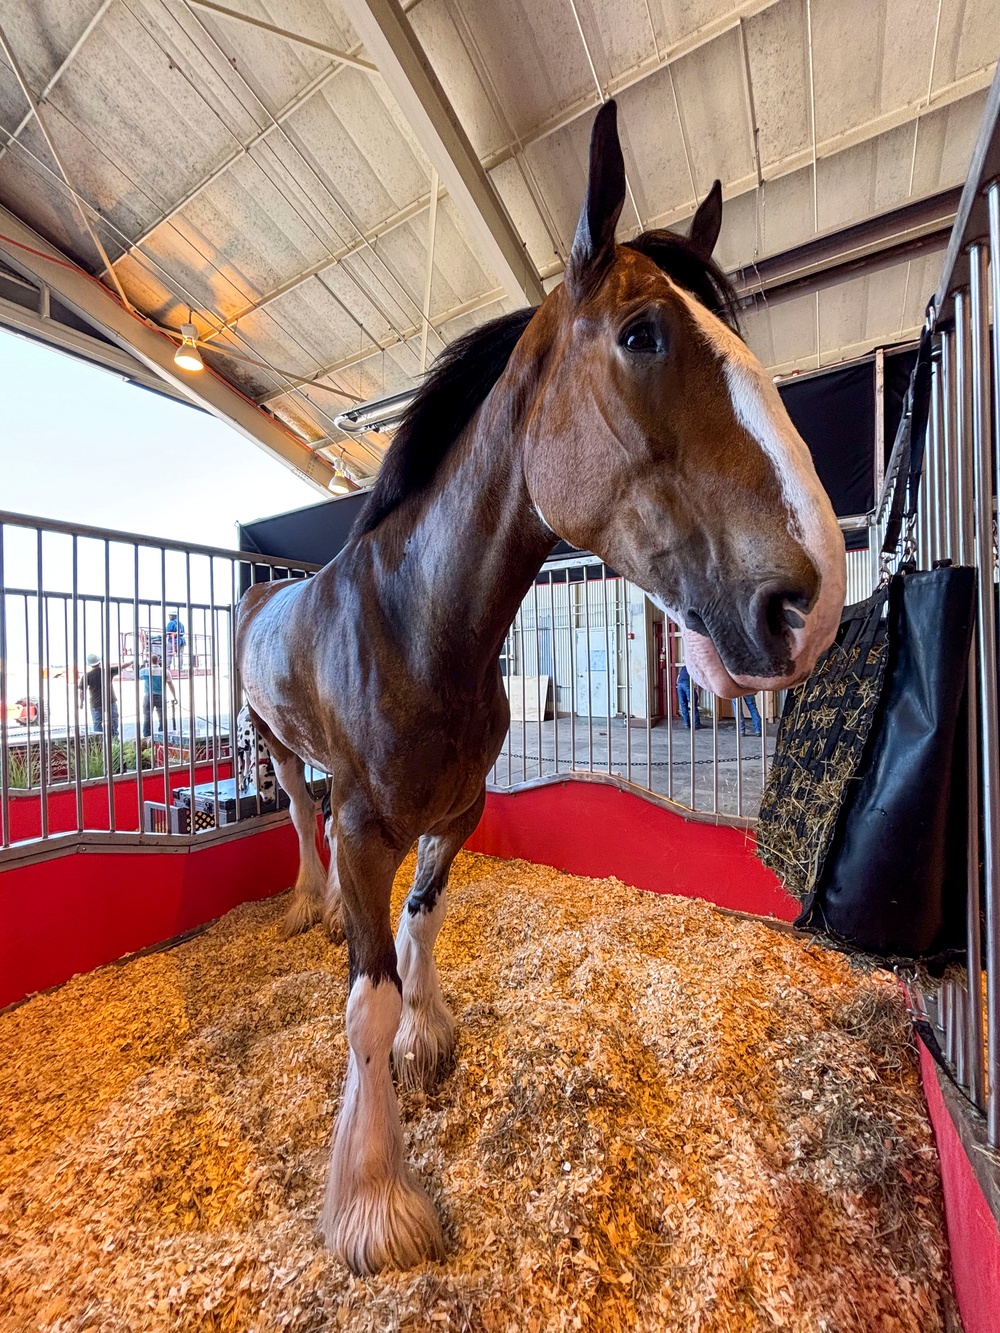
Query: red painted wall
[
  {"left": 467, "top": 781, "right": 798, "bottom": 921},
  {"left": 0, "top": 821, "right": 298, "bottom": 1009},
  {"left": 4, "top": 762, "right": 232, "bottom": 844},
  {"left": 918, "top": 1040, "right": 1000, "bottom": 1333}
]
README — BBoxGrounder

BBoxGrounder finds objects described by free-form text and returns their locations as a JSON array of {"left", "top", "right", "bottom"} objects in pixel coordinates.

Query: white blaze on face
[{"left": 671, "top": 286, "right": 846, "bottom": 691}]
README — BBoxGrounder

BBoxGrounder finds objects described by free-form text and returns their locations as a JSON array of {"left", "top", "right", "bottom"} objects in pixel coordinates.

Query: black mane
[
  {"left": 351, "top": 232, "right": 739, "bottom": 538},
  {"left": 350, "top": 308, "right": 536, "bottom": 538},
  {"left": 625, "top": 228, "right": 741, "bottom": 333}
]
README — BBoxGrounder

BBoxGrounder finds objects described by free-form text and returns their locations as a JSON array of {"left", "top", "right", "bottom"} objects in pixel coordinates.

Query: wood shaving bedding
[{"left": 0, "top": 852, "right": 953, "bottom": 1331}]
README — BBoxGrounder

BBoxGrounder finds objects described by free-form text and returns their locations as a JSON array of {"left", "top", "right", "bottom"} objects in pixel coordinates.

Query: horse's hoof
[
  {"left": 280, "top": 893, "right": 322, "bottom": 939},
  {"left": 320, "top": 1173, "right": 445, "bottom": 1274},
  {"left": 392, "top": 1000, "right": 456, "bottom": 1092},
  {"left": 324, "top": 903, "right": 346, "bottom": 946}
]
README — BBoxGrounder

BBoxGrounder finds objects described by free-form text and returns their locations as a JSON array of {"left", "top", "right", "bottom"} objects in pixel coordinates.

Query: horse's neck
[{"left": 370, "top": 397, "right": 554, "bottom": 670}]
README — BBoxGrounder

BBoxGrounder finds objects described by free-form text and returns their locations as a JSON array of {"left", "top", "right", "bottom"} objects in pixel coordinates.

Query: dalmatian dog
[{"left": 235, "top": 703, "right": 278, "bottom": 806}]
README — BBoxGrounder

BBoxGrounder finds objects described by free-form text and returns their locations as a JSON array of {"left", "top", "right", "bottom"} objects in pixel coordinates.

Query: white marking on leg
[
  {"left": 393, "top": 888, "right": 455, "bottom": 1089},
  {"left": 321, "top": 977, "right": 444, "bottom": 1273}
]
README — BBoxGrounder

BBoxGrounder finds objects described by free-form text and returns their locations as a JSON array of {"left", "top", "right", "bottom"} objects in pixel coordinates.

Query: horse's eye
[{"left": 621, "top": 322, "right": 659, "bottom": 353}]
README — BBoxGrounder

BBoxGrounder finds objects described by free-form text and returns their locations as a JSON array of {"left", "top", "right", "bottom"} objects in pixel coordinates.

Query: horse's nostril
[{"left": 759, "top": 583, "right": 812, "bottom": 645}]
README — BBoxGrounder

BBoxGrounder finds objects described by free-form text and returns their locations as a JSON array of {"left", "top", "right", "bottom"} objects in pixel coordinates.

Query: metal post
[
  {"left": 950, "top": 296, "right": 988, "bottom": 1108},
  {"left": 941, "top": 330, "right": 959, "bottom": 559},
  {"left": 549, "top": 575, "right": 559, "bottom": 777},
  {"left": 969, "top": 239, "right": 1000, "bottom": 1147},
  {"left": 0, "top": 524, "right": 9, "bottom": 849}
]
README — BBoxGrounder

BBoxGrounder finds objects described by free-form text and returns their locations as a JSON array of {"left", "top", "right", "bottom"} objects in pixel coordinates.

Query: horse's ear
[
  {"left": 566, "top": 100, "right": 626, "bottom": 300},
  {"left": 689, "top": 179, "right": 723, "bottom": 256}
]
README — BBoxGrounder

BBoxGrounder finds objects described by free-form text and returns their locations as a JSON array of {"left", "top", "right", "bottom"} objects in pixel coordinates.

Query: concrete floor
[{"left": 491, "top": 715, "right": 777, "bottom": 820}]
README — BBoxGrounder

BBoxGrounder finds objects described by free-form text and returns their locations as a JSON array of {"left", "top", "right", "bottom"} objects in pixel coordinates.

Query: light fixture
[
  {"left": 328, "top": 452, "right": 351, "bottom": 495},
  {"left": 173, "top": 321, "right": 204, "bottom": 373}
]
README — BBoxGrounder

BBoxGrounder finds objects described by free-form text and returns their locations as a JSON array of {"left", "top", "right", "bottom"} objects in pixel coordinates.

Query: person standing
[
  {"left": 140, "top": 652, "right": 175, "bottom": 739},
  {"left": 676, "top": 664, "right": 701, "bottom": 729},
  {"left": 79, "top": 653, "right": 123, "bottom": 735},
  {"left": 733, "top": 693, "right": 763, "bottom": 736},
  {"left": 165, "top": 611, "right": 186, "bottom": 669}
]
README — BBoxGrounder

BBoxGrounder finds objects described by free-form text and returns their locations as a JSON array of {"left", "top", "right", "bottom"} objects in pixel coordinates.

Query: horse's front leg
[
  {"left": 320, "top": 814, "right": 444, "bottom": 1274},
  {"left": 393, "top": 789, "right": 484, "bottom": 1090}
]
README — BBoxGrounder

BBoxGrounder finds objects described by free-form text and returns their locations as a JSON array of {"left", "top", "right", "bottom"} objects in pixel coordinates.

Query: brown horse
[{"left": 236, "top": 101, "right": 845, "bottom": 1275}]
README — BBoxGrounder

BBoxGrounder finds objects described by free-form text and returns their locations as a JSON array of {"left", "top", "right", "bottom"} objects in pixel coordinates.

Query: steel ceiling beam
[
  {"left": 340, "top": 0, "right": 544, "bottom": 308},
  {"left": 733, "top": 187, "right": 961, "bottom": 308},
  {"left": 185, "top": 0, "right": 376, "bottom": 71},
  {"left": 0, "top": 203, "right": 334, "bottom": 493}
]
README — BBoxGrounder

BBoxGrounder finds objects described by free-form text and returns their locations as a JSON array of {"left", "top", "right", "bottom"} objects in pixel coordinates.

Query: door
[{"left": 574, "top": 629, "right": 615, "bottom": 717}]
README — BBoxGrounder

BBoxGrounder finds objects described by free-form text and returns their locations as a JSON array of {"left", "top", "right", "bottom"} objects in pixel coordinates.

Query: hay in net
[
  {"left": 757, "top": 591, "right": 889, "bottom": 901},
  {"left": 0, "top": 852, "right": 953, "bottom": 1331}
]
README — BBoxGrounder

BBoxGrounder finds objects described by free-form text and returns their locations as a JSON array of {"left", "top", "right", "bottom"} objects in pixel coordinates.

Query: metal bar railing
[
  {"left": 0, "top": 513, "right": 317, "bottom": 859},
  {"left": 969, "top": 240, "right": 999, "bottom": 1145}
]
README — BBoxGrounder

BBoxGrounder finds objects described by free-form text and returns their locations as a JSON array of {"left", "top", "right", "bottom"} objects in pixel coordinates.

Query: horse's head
[{"left": 522, "top": 102, "right": 845, "bottom": 698}]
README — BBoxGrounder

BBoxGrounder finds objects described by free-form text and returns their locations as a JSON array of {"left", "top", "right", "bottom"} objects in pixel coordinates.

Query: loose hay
[{"left": 0, "top": 853, "right": 953, "bottom": 1332}]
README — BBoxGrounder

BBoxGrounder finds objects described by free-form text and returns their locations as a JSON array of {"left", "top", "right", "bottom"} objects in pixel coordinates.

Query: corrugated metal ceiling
[{"left": 0, "top": 0, "right": 995, "bottom": 482}]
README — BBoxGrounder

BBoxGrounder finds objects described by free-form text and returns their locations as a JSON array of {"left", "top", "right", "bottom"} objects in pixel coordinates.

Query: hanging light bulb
[
  {"left": 328, "top": 464, "right": 350, "bottom": 495},
  {"left": 174, "top": 321, "right": 204, "bottom": 373},
  {"left": 328, "top": 451, "right": 352, "bottom": 495}
]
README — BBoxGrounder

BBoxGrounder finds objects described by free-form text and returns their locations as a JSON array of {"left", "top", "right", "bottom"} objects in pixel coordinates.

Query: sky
[{"left": 0, "top": 328, "right": 323, "bottom": 548}]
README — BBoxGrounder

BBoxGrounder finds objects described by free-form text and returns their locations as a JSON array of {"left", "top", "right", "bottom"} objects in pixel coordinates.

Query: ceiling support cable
[
  {"left": 419, "top": 169, "right": 440, "bottom": 374},
  {"left": 565, "top": 0, "right": 645, "bottom": 232},
  {"left": 0, "top": 19, "right": 132, "bottom": 310},
  {"left": 908, "top": 0, "right": 944, "bottom": 200},
  {"left": 0, "top": 0, "right": 113, "bottom": 175}
]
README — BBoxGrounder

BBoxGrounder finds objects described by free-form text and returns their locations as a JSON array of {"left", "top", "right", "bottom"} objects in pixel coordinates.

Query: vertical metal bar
[
  {"left": 734, "top": 683, "right": 743, "bottom": 817},
  {"left": 666, "top": 620, "right": 675, "bottom": 801},
  {"left": 160, "top": 548, "right": 171, "bottom": 818},
  {"left": 533, "top": 579, "right": 543, "bottom": 780},
  {"left": 953, "top": 293, "right": 987, "bottom": 1109},
  {"left": 688, "top": 646, "right": 696, "bottom": 811},
  {"left": 954, "top": 292, "right": 976, "bottom": 562},
  {"left": 966, "top": 658, "right": 986, "bottom": 1107},
  {"left": 103, "top": 540, "right": 115, "bottom": 832},
  {"left": 567, "top": 581, "right": 577, "bottom": 777},
  {"left": 949, "top": 981, "right": 965, "bottom": 1071},
  {"left": 759, "top": 690, "right": 768, "bottom": 793},
  {"left": 942, "top": 330, "right": 959, "bottom": 559},
  {"left": 231, "top": 558, "right": 244, "bottom": 823},
  {"left": 133, "top": 543, "right": 143, "bottom": 831},
  {"left": 624, "top": 581, "right": 632, "bottom": 785},
  {"left": 35, "top": 529, "right": 48, "bottom": 838},
  {"left": 0, "top": 523, "right": 9, "bottom": 848},
  {"left": 969, "top": 238, "right": 1000, "bottom": 1147},
  {"left": 185, "top": 554, "right": 196, "bottom": 814},
  {"left": 583, "top": 571, "right": 594, "bottom": 772},
  {"left": 928, "top": 367, "right": 941, "bottom": 564},
  {"left": 70, "top": 536, "right": 82, "bottom": 833},
  {"left": 209, "top": 557, "right": 220, "bottom": 811},
  {"left": 608, "top": 567, "right": 616, "bottom": 778},
  {"left": 711, "top": 675, "right": 719, "bottom": 815},
  {"left": 548, "top": 575, "right": 558, "bottom": 775},
  {"left": 954, "top": 983, "right": 968, "bottom": 1087},
  {"left": 644, "top": 597, "right": 652, "bottom": 795},
  {"left": 874, "top": 348, "right": 885, "bottom": 509}
]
